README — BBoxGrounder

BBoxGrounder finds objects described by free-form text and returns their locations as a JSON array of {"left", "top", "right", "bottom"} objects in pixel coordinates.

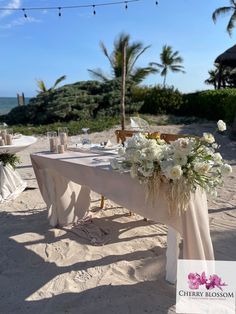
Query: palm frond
[
  {"left": 149, "top": 62, "right": 163, "bottom": 68},
  {"left": 36, "top": 79, "right": 47, "bottom": 93},
  {"left": 131, "top": 67, "right": 158, "bottom": 84},
  {"left": 99, "top": 41, "right": 114, "bottom": 68},
  {"left": 52, "top": 75, "right": 66, "bottom": 90},
  {"left": 129, "top": 45, "right": 151, "bottom": 73},
  {"left": 87, "top": 69, "right": 109, "bottom": 82},
  {"left": 170, "top": 65, "right": 185, "bottom": 73},
  {"left": 227, "top": 9, "right": 236, "bottom": 35},
  {"left": 212, "top": 6, "right": 233, "bottom": 23}
]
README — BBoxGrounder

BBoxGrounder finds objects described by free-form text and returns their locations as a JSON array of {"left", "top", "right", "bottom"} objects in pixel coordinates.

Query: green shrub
[
  {"left": 180, "top": 89, "right": 236, "bottom": 122},
  {"left": 11, "top": 116, "right": 120, "bottom": 136},
  {"left": 133, "top": 85, "right": 183, "bottom": 115}
]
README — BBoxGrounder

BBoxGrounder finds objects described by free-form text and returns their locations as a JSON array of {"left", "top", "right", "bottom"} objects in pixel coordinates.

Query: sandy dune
[{"left": 0, "top": 122, "right": 235, "bottom": 314}]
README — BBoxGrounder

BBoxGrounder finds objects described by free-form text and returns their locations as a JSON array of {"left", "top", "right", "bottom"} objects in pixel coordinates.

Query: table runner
[{"left": 31, "top": 151, "right": 214, "bottom": 261}]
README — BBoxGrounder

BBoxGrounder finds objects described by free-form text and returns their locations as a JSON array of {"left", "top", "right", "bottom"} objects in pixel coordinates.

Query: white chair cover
[{"left": 0, "top": 163, "right": 27, "bottom": 203}]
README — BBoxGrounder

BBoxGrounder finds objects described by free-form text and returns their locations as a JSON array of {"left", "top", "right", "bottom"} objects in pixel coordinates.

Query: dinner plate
[{"left": 68, "top": 144, "right": 120, "bottom": 154}]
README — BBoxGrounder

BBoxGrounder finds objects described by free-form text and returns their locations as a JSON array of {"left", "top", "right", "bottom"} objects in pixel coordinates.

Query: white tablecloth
[
  {"left": 31, "top": 150, "right": 214, "bottom": 262},
  {"left": 0, "top": 135, "right": 37, "bottom": 203}
]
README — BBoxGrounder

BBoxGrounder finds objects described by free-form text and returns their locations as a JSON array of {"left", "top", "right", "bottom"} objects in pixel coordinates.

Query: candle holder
[
  {"left": 47, "top": 131, "right": 58, "bottom": 153},
  {"left": 6, "top": 128, "right": 13, "bottom": 145},
  {"left": 58, "top": 127, "right": 68, "bottom": 150}
]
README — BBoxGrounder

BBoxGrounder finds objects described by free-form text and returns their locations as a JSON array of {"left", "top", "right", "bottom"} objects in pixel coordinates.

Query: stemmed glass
[
  {"left": 70, "top": 135, "right": 81, "bottom": 148},
  {"left": 81, "top": 128, "right": 91, "bottom": 145}
]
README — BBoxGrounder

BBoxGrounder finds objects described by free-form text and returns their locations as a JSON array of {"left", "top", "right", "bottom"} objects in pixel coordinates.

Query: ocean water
[{"left": 0, "top": 97, "right": 30, "bottom": 115}]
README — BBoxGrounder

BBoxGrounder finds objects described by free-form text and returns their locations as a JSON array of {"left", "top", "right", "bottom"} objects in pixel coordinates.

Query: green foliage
[
  {"left": 0, "top": 154, "right": 20, "bottom": 169},
  {"left": 133, "top": 85, "right": 183, "bottom": 115},
  {"left": 11, "top": 116, "right": 120, "bottom": 136},
  {"left": 150, "top": 45, "right": 185, "bottom": 86},
  {"left": 88, "top": 32, "right": 156, "bottom": 84},
  {"left": 212, "top": 1, "right": 236, "bottom": 36},
  {"left": 5, "top": 80, "right": 142, "bottom": 125},
  {"left": 179, "top": 89, "right": 236, "bottom": 122}
]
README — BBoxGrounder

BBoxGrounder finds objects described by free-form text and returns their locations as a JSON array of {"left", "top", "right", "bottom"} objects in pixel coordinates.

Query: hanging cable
[{"left": 0, "top": 0, "right": 141, "bottom": 13}]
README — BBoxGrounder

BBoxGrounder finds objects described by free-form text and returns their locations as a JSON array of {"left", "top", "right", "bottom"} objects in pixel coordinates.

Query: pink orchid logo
[{"left": 188, "top": 272, "right": 227, "bottom": 291}]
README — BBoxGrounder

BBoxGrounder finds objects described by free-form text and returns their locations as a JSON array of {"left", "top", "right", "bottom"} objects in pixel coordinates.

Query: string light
[
  {"left": 0, "top": 0, "right": 142, "bottom": 17},
  {"left": 93, "top": 5, "right": 96, "bottom": 15},
  {"left": 0, "top": 0, "right": 158, "bottom": 19},
  {"left": 22, "top": 8, "right": 27, "bottom": 18}
]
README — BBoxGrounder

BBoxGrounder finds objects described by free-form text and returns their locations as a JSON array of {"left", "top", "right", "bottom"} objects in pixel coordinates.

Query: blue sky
[{"left": 0, "top": 0, "right": 235, "bottom": 97}]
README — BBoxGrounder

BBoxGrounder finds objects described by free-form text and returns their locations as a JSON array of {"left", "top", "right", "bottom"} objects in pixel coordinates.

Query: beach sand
[{"left": 0, "top": 122, "right": 235, "bottom": 314}]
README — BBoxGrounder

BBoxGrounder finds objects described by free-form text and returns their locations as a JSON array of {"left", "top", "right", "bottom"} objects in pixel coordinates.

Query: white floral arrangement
[{"left": 111, "top": 120, "right": 232, "bottom": 214}]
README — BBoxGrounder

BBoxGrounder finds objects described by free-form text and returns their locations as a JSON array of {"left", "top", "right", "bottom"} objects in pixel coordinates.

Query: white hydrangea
[
  {"left": 126, "top": 133, "right": 148, "bottom": 149},
  {"left": 171, "top": 138, "right": 194, "bottom": 154},
  {"left": 213, "top": 152, "right": 223, "bottom": 164},
  {"left": 217, "top": 120, "right": 227, "bottom": 132},
  {"left": 173, "top": 151, "right": 188, "bottom": 166},
  {"left": 221, "top": 164, "right": 232, "bottom": 175},
  {"left": 138, "top": 160, "right": 154, "bottom": 178}
]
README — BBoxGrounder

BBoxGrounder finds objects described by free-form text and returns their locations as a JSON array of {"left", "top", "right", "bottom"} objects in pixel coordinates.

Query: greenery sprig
[{"left": 0, "top": 154, "right": 20, "bottom": 169}]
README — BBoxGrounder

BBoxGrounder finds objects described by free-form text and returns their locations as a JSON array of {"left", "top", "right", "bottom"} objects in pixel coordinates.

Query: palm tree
[
  {"left": 88, "top": 33, "right": 157, "bottom": 84},
  {"left": 205, "top": 68, "right": 219, "bottom": 89},
  {"left": 212, "top": 0, "right": 236, "bottom": 36},
  {"left": 150, "top": 45, "right": 185, "bottom": 87},
  {"left": 36, "top": 75, "right": 66, "bottom": 94}
]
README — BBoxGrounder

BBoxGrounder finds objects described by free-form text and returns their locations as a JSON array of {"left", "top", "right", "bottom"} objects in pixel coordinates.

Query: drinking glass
[
  {"left": 47, "top": 131, "right": 58, "bottom": 152},
  {"left": 70, "top": 135, "right": 81, "bottom": 147},
  {"left": 81, "top": 128, "right": 91, "bottom": 145},
  {"left": 58, "top": 127, "right": 68, "bottom": 149}
]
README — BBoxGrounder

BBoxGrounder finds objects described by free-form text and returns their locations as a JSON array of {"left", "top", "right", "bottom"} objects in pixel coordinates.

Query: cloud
[
  {"left": 0, "top": 16, "right": 41, "bottom": 29},
  {"left": 0, "top": 0, "right": 21, "bottom": 19}
]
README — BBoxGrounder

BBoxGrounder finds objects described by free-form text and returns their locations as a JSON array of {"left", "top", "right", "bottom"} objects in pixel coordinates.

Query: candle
[
  {"left": 6, "top": 134, "right": 12, "bottom": 145},
  {"left": 1, "top": 130, "right": 7, "bottom": 143},
  {"left": 59, "top": 132, "right": 68, "bottom": 149},
  {"left": 58, "top": 144, "right": 65, "bottom": 154},
  {"left": 0, "top": 138, "right": 5, "bottom": 146},
  {"left": 49, "top": 137, "right": 58, "bottom": 152}
]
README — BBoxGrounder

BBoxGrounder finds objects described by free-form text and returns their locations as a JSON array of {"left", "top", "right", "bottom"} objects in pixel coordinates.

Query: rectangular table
[{"left": 31, "top": 150, "right": 214, "bottom": 284}]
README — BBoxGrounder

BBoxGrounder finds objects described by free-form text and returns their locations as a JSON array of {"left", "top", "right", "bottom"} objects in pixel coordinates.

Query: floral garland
[{"left": 111, "top": 120, "right": 232, "bottom": 214}]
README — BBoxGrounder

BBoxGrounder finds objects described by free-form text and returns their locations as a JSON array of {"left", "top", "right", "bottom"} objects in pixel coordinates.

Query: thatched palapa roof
[{"left": 215, "top": 45, "right": 236, "bottom": 67}]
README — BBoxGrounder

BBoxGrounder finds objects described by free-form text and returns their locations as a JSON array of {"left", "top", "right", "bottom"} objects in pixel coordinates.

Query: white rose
[
  {"left": 213, "top": 152, "right": 223, "bottom": 164},
  {"left": 221, "top": 164, "right": 232, "bottom": 175},
  {"left": 194, "top": 162, "right": 212, "bottom": 175},
  {"left": 217, "top": 120, "right": 227, "bottom": 132},
  {"left": 212, "top": 143, "right": 219, "bottom": 149},
  {"left": 166, "top": 165, "right": 183, "bottom": 180},
  {"left": 202, "top": 133, "right": 215, "bottom": 144}
]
